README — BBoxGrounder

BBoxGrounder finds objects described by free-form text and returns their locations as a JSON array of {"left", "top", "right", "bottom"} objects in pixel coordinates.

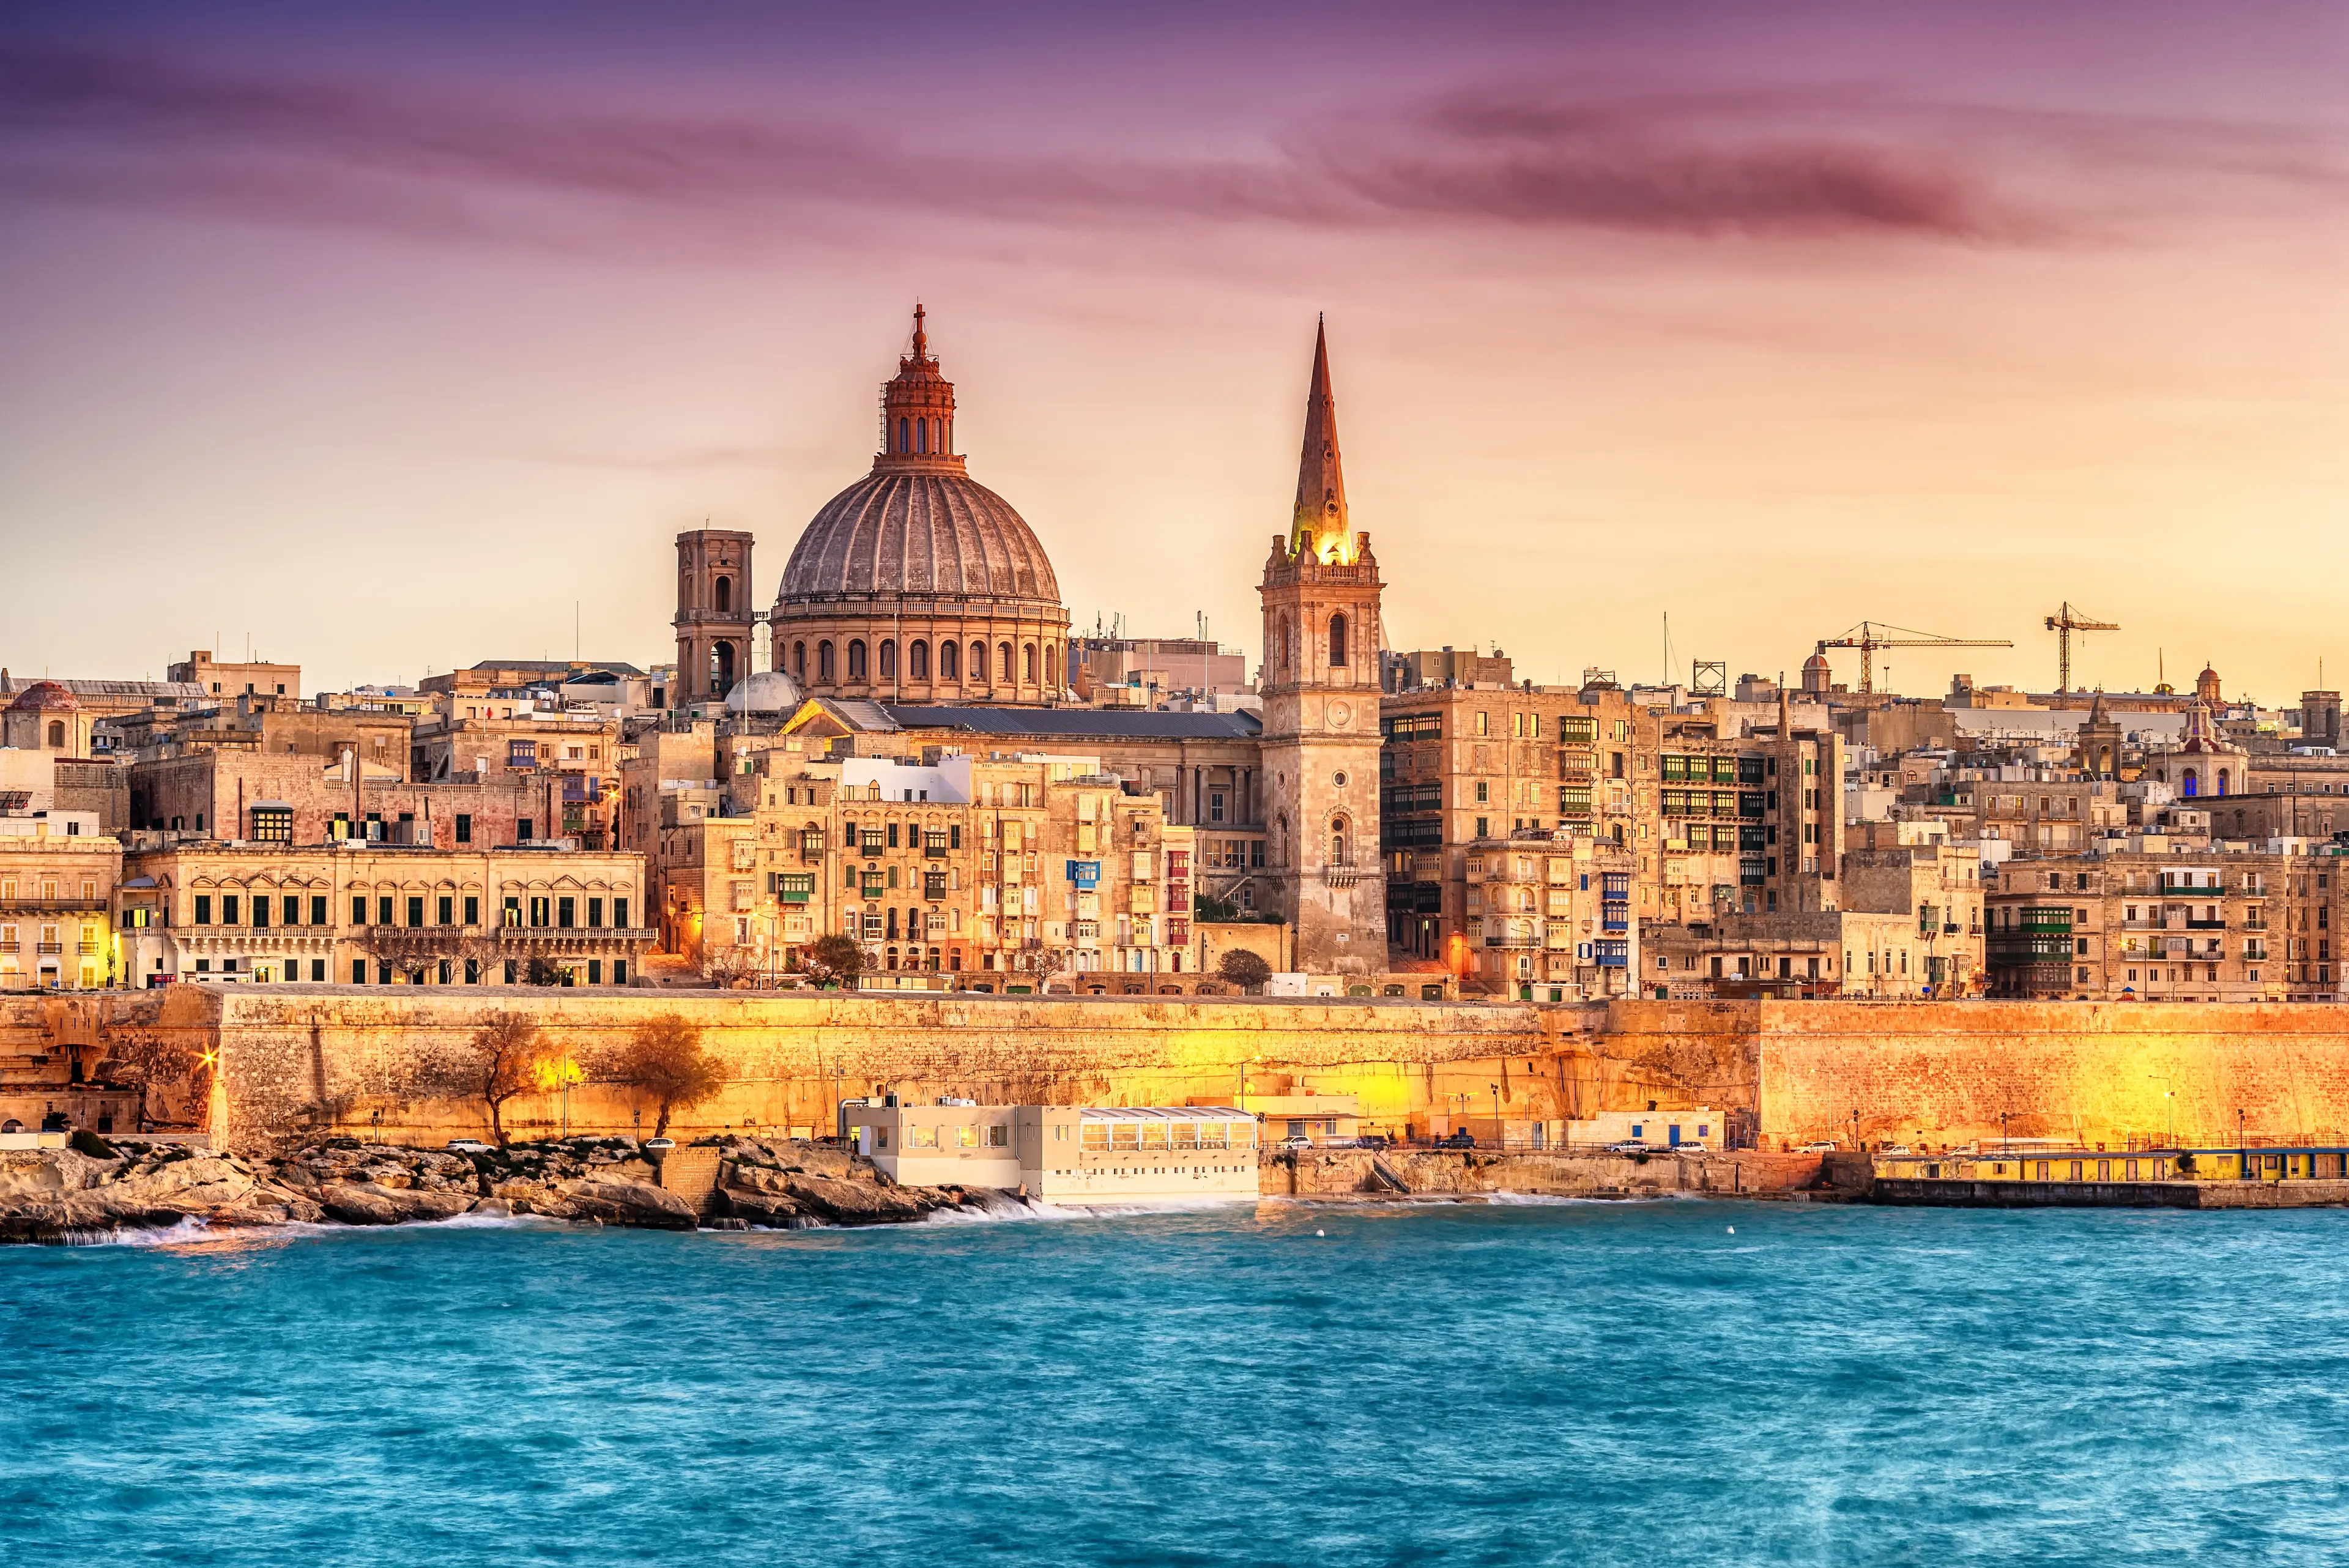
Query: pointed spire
[{"left": 1290, "top": 316, "right": 1352, "bottom": 562}]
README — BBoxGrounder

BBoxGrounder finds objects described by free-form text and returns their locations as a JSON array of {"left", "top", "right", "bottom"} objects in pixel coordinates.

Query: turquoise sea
[{"left": 6, "top": 1198, "right": 2349, "bottom": 1566}]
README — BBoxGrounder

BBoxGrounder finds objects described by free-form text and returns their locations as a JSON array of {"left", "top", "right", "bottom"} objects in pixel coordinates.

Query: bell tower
[
  {"left": 674, "top": 528, "right": 755, "bottom": 706},
  {"left": 1258, "top": 319, "right": 1387, "bottom": 974}
]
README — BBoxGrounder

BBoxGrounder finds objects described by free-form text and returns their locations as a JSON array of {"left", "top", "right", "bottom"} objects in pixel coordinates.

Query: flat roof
[{"left": 886, "top": 705, "right": 1261, "bottom": 741}]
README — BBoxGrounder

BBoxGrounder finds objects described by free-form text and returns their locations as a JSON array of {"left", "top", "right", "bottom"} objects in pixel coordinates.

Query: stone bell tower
[
  {"left": 1258, "top": 318, "right": 1387, "bottom": 975},
  {"left": 674, "top": 528, "right": 755, "bottom": 705}
]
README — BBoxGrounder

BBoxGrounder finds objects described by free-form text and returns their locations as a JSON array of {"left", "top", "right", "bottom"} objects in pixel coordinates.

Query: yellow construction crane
[
  {"left": 2044, "top": 602, "right": 2120, "bottom": 693},
  {"left": 1816, "top": 622, "right": 2015, "bottom": 697}
]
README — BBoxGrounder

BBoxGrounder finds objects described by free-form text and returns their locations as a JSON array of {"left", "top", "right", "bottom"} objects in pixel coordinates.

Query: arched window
[
  {"left": 46, "top": 720, "right": 65, "bottom": 749},
  {"left": 879, "top": 639, "right": 897, "bottom": 680},
  {"left": 793, "top": 641, "right": 807, "bottom": 678},
  {"left": 1331, "top": 816, "right": 1351, "bottom": 868},
  {"left": 1329, "top": 613, "right": 1348, "bottom": 667},
  {"left": 916, "top": 418, "right": 927, "bottom": 454},
  {"left": 817, "top": 641, "right": 836, "bottom": 682},
  {"left": 932, "top": 418, "right": 943, "bottom": 453},
  {"left": 2182, "top": 768, "right": 2199, "bottom": 798},
  {"left": 679, "top": 570, "right": 692, "bottom": 609},
  {"left": 971, "top": 642, "right": 988, "bottom": 683},
  {"left": 940, "top": 639, "right": 959, "bottom": 680},
  {"left": 713, "top": 576, "right": 731, "bottom": 613},
  {"left": 712, "top": 642, "right": 736, "bottom": 693},
  {"left": 996, "top": 642, "right": 1012, "bottom": 684},
  {"left": 1044, "top": 644, "right": 1057, "bottom": 688},
  {"left": 2217, "top": 768, "right": 2230, "bottom": 797},
  {"left": 848, "top": 639, "right": 868, "bottom": 681},
  {"left": 897, "top": 417, "right": 910, "bottom": 453},
  {"left": 909, "top": 640, "right": 929, "bottom": 680},
  {"left": 1024, "top": 644, "right": 1037, "bottom": 683}
]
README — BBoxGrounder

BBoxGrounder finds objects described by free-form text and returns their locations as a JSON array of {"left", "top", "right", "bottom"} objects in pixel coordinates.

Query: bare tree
[
  {"left": 1012, "top": 945, "right": 1069, "bottom": 991},
  {"left": 461, "top": 1009, "right": 555, "bottom": 1147},
  {"left": 1217, "top": 949, "right": 1273, "bottom": 994},
  {"left": 606, "top": 1012, "right": 728, "bottom": 1137}
]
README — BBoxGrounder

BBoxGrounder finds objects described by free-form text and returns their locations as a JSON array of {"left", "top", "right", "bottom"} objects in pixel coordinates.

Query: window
[
  {"left": 998, "top": 642, "right": 1014, "bottom": 683},
  {"left": 251, "top": 896, "right": 269, "bottom": 929},
  {"left": 848, "top": 640, "right": 867, "bottom": 681},
  {"left": 463, "top": 895, "right": 480, "bottom": 926},
  {"left": 353, "top": 959, "right": 367, "bottom": 984},
  {"left": 818, "top": 641, "right": 836, "bottom": 682},
  {"left": 223, "top": 896, "right": 240, "bottom": 925},
  {"left": 455, "top": 814, "right": 472, "bottom": 844},
  {"left": 530, "top": 897, "right": 551, "bottom": 928},
  {"left": 558, "top": 896, "right": 576, "bottom": 929},
  {"left": 407, "top": 896, "right": 425, "bottom": 927},
  {"left": 195, "top": 895, "right": 212, "bottom": 926},
  {"left": 879, "top": 639, "right": 896, "bottom": 680},
  {"left": 250, "top": 806, "right": 292, "bottom": 843},
  {"left": 940, "top": 640, "right": 959, "bottom": 680},
  {"left": 588, "top": 897, "right": 604, "bottom": 928},
  {"left": 970, "top": 642, "right": 987, "bottom": 683},
  {"left": 615, "top": 898, "right": 629, "bottom": 929},
  {"left": 378, "top": 896, "right": 393, "bottom": 926},
  {"left": 910, "top": 640, "right": 929, "bottom": 680},
  {"left": 310, "top": 895, "right": 327, "bottom": 926}
]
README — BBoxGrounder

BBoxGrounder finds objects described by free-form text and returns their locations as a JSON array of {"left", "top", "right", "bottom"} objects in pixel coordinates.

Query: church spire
[
  {"left": 876, "top": 302, "right": 963, "bottom": 473},
  {"left": 1290, "top": 316, "right": 1353, "bottom": 563}
]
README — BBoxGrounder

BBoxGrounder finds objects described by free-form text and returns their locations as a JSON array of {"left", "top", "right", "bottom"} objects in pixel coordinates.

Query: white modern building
[{"left": 844, "top": 1099, "right": 1260, "bottom": 1204}]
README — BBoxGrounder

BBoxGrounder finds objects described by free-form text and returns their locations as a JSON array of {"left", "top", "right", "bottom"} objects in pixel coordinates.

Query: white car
[
  {"left": 446, "top": 1139, "right": 494, "bottom": 1156},
  {"left": 1799, "top": 1141, "right": 1839, "bottom": 1153},
  {"left": 1277, "top": 1135, "right": 1313, "bottom": 1150},
  {"left": 1674, "top": 1141, "right": 1710, "bottom": 1155}
]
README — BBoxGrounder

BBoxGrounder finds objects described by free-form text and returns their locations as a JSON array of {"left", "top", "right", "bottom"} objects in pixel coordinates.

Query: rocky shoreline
[{"left": 0, "top": 1134, "right": 1007, "bottom": 1244}]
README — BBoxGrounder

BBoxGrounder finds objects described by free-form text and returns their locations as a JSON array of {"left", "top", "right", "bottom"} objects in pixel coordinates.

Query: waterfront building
[
  {"left": 115, "top": 841, "right": 651, "bottom": 986},
  {"left": 844, "top": 1099, "right": 1260, "bottom": 1203},
  {"left": 1984, "top": 844, "right": 2342, "bottom": 1001}
]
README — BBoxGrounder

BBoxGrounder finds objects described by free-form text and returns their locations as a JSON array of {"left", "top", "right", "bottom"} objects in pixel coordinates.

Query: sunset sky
[{"left": 4, "top": 2, "right": 2345, "bottom": 704}]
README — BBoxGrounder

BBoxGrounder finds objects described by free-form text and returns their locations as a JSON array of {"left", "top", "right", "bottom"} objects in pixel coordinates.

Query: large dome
[
  {"left": 767, "top": 306, "right": 1072, "bottom": 708},
  {"left": 777, "top": 469, "right": 1060, "bottom": 609}
]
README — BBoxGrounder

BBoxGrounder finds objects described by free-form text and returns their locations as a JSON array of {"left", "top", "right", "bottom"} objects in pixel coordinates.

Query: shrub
[{"left": 69, "top": 1128, "right": 119, "bottom": 1160}]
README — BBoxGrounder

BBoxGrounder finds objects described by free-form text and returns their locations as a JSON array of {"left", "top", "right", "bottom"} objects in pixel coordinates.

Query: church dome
[
  {"left": 7, "top": 680, "right": 77, "bottom": 713},
  {"left": 777, "top": 469, "right": 1060, "bottom": 609},
  {"left": 768, "top": 307, "right": 1071, "bottom": 707},
  {"left": 722, "top": 668, "right": 805, "bottom": 716}
]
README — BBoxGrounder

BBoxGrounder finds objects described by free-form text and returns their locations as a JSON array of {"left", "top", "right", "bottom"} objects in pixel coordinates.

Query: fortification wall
[
  {"left": 1753, "top": 1001, "right": 2349, "bottom": 1148},
  {"left": 201, "top": 989, "right": 1647, "bottom": 1152},
  {"left": 51, "top": 986, "right": 2349, "bottom": 1159}
]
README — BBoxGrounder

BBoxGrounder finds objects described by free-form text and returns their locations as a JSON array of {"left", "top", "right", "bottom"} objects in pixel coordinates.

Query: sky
[{"left": 2, "top": 1, "right": 2345, "bottom": 704}]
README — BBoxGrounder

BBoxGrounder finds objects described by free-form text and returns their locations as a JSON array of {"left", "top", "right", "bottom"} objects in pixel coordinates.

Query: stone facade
[{"left": 1256, "top": 322, "right": 1386, "bottom": 973}]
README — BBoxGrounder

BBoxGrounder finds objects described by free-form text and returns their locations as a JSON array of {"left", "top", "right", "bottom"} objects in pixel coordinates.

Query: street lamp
[{"left": 1490, "top": 1082, "right": 1502, "bottom": 1150}]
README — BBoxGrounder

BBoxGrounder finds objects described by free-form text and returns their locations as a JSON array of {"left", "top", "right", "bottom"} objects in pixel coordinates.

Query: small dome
[
  {"left": 7, "top": 680, "right": 77, "bottom": 713},
  {"left": 1802, "top": 653, "right": 1831, "bottom": 673},
  {"left": 723, "top": 668, "right": 806, "bottom": 716}
]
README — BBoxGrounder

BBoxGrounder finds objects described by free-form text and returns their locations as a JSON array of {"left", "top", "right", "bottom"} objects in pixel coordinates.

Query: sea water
[{"left": 7, "top": 1199, "right": 2349, "bottom": 1566}]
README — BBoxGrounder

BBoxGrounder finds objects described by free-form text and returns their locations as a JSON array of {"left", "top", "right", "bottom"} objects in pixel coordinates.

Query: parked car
[
  {"left": 1277, "top": 1134, "right": 1313, "bottom": 1150},
  {"left": 1435, "top": 1129, "right": 1476, "bottom": 1150},
  {"left": 644, "top": 1137, "right": 677, "bottom": 1155},
  {"left": 446, "top": 1139, "right": 494, "bottom": 1156},
  {"left": 1674, "top": 1140, "right": 1710, "bottom": 1154},
  {"left": 1605, "top": 1140, "right": 1654, "bottom": 1154},
  {"left": 1877, "top": 1143, "right": 1912, "bottom": 1156},
  {"left": 1799, "top": 1141, "right": 1839, "bottom": 1153},
  {"left": 1353, "top": 1134, "right": 1391, "bottom": 1152}
]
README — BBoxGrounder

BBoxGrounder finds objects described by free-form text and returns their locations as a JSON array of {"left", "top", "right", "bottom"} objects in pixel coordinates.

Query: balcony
[
  {"left": 2186, "top": 919, "right": 2227, "bottom": 931},
  {"left": 0, "top": 898, "right": 108, "bottom": 914},
  {"left": 35, "top": 942, "right": 62, "bottom": 955}
]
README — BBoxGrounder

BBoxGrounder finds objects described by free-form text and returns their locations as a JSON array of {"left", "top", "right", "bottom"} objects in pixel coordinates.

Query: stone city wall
[
  {"left": 28, "top": 989, "right": 2349, "bottom": 1157},
  {"left": 196, "top": 989, "right": 1649, "bottom": 1152},
  {"left": 1753, "top": 1000, "right": 2349, "bottom": 1149}
]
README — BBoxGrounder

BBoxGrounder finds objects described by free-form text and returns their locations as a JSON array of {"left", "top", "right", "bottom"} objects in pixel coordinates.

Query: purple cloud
[{"left": 4, "top": 46, "right": 2323, "bottom": 252}]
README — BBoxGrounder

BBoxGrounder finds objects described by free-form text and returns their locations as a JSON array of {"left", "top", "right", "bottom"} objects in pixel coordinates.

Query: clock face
[{"left": 1327, "top": 700, "right": 1353, "bottom": 729}]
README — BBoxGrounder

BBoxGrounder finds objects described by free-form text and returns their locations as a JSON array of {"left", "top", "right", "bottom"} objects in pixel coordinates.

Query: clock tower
[{"left": 1259, "top": 319, "right": 1387, "bottom": 974}]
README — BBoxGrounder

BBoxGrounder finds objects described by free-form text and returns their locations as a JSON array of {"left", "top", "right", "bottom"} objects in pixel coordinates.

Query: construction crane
[
  {"left": 2044, "top": 602, "right": 2120, "bottom": 693},
  {"left": 1816, "top": 622, "right": 2015, "bottom": 697}
]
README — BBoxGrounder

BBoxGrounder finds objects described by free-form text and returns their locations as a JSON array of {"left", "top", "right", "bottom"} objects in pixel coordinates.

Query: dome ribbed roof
[
  {"left": 777, "top": 468, "right": 1061, "bottom": 607},
  {"left": 7, "top": 680, "right": 78, "bottom": 713}
]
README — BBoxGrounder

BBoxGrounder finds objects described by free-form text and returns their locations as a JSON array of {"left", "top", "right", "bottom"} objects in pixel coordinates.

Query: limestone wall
[
  {"left": 73, "top": 985, "right": 2349, "bottom": 1158},
  {"left": 201, "top": 989, "right": 1615, "bottom": 1152},
  {"left": 1753, "top": 1000, "right": 2349, "bottom": 1149}
]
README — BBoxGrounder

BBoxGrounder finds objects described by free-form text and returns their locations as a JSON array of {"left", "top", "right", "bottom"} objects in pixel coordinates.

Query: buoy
[
  {"left": 1316, "top": 1229, "right": 1325, "bottom": 1237},
  {"left": 1726, "top": 1226, "right": 1735, "bottom": 1234}
]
